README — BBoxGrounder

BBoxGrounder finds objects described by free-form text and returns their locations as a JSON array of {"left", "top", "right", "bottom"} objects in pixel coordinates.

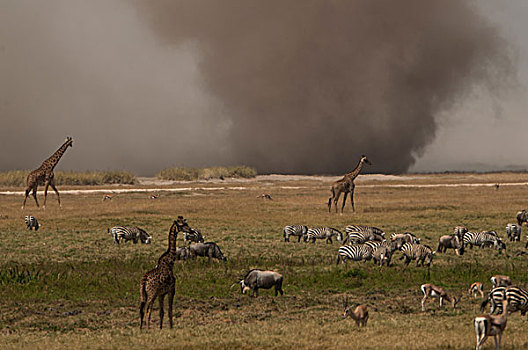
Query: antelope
[
  {"left": 342, "top": 296, "right": 368, "bottom": 328},
  {"left": 469, "top": 282, "right": 485, "bottom": 299},
  {"left": 475, "top": 298, "right": 509, "bottom": 350},
  {"left": 421, "top": 284, "right": 461, "bottom": 312},
  {"left": 491, "top": 275, "right": 511, "bottom": 288},
  {"left": 102, "top": 193, "right": 114, "bottom": 201}
]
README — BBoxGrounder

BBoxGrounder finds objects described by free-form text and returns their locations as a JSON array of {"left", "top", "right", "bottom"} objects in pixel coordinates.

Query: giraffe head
[
  {"left": 361, "top": 155, "right": 372, "bottom": 165},
  {"left": 64, "top": 136, "right": 73, "bottom": 148}
]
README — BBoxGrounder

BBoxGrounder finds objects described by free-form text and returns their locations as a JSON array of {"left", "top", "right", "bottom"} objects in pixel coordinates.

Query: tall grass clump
[
  {"left": 157, "top": 166, "right": 257, "bottom": 181},
  {"left": 0, "top": 170, "right": 137, "bottom": 186}
]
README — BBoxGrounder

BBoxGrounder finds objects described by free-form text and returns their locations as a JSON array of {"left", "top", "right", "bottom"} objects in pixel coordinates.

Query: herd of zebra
[{"left": 283, "top": 216, "right": 528, "bottom": 269}]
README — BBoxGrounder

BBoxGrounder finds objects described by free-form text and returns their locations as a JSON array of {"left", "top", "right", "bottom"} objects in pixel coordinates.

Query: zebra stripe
[
  {"left": 283, "top": 225, "right": 308, "bottom": 242},
  {"left": 481, "top": 286, "right": 528, "bottom": 315},
  {"left": 344, "top": 225, "right": 385, "bottom": 244},
  {"left": 336, "top": 244, "right": 373, "bottom": 264},
  {"left": 24, "top": 215, "right": 39, "bottom": 231},
  {"left": 463, "top": 231, "right": 505, "bottom": 251},
  {"left": 306, "top": 227, "right": 343, "bottom": 244},
  {"left": 183, "top": 228, "right": 204, "bottom": 244},
  {"left": 400, "top": 243, "right": 434, "bottom": 267},
  {"left": 108, "top": 226, "right": 151, "bottom": 244},
  {"left": 480, "top": 286, "right": 506, "bottom": 314}
]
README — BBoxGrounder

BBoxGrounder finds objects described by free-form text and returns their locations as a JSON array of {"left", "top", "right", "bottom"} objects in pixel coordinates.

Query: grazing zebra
[
  {"left": 283, "top": 225, "right": 308, "bottom": 242},
  {"left": 344, "top": 225, "right": 385, "bottom": 244},
  {"left": 480, "top": 286, "right": 507, "bottom": 314},
  {"left": 463, "top": 231, "right": 506, "bottom": 251},
  {"left": 517, "top": 209, "right": 528, "bottom": 226},
  {"left": 108, "top": 226, "right": 152, "bottom": 244},
  {"left": 481, "top": 286, "right": 528, "bottom": 315},
  {"left": 365, "top": 240, "right": 399, "bottom": 266},
  {"left": 505, "top": 223, "right": 521, "bottom": 242},
  {"left": 336, "top": 244, "right": 373, "bottom": 264},
  {"left": 183, "top": 228, "right": 205, "bottom": 244},
  {"left": 305, "top": 227, "right": 343, "bottom": 244},
  {"left": 399, "top": 243, "right": 434, "bottom": 267},
  {"left": 24, "top": 215, "right": 39, "bottom": 231},
  {"left": 453, "top": 225, "right": 468, "bottom": 241}
]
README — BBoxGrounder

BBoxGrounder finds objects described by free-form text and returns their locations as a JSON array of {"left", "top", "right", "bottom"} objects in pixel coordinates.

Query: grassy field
[{"left": 2, "top": 173, "right": 528, "bottom": 349}]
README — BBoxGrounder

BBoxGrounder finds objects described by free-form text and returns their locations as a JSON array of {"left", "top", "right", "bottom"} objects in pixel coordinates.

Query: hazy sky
[{"left": 0, "top": 1, "right": 525, "bottom": 175}]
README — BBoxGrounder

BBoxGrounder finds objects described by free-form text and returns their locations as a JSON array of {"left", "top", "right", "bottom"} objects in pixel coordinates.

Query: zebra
[
  {"left": 463, "top": 231, "right": 506, "bottom": 251},
  {"left": 336, "top": 244, "right": 373, "bottom": 264},
  {"left": 505, "top": 223, "right": 521, "bottom": 242},
  {"left": 183, "top": 228, "right": 205, "bottom": 244},
  {"left": 481, "top": 286, "right": 528, "bottom": 315},
  {"left": 24, "top": 215, "right": 39, "bottom": 231},
  {"left": 366, "top": 240, "right": 398, "bottom": 266},
  {"left": 305, "top": 227, "right": 343, "bottom": 244},
  {"left": 344, "top": 225, "right": 385, "bottom": 244},
  {"left": 283, "top": 225, "right": 308, "bottom": 242},
  {"left": 399, "top": 242, "right": 434, "bottom": 267},
  {"left": 453, "top": 225, "right": 468, "bottom": 241},
  {"left": 108, "top": 226, "right": 152, "bottom": 244}
]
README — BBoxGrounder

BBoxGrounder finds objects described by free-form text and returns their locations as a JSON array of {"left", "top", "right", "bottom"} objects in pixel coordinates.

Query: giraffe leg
[
  {"left": 146, "top": 294, "right": 156, "bottom": 329},
  {"left": 31, "top": 187, "right": 40, "bottom": 208},
  {"left": 350, "top": 187, "right": 355, "bottom": 212},
  {"left": 341, "top": 192, "right": 348, "bottom": 214},
  {"left": 334, "top": 192, "right": 342, "bottom": 214},
  {"left": 168, "top": 285, "right": 175, "bottom": 329},
  {"left": 50, "top": 182, "right": 61, "bottom": 208},
  {"left": 22, "top": 188, "right": 30, "bottom": 209},
  {"left": 158, "top": 294, "right": 165, "bottom": 329},
  {"left": 43, "top": 181, "right": 50, "bottom": 209}
]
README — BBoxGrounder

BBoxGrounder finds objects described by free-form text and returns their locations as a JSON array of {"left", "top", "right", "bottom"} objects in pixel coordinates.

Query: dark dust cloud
[{"left": 0, "top": 1, "right": 514, "bottom": 175}]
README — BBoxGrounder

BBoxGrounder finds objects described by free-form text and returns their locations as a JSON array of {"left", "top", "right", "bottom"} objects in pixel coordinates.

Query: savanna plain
[{"left": 2, "top": 173, "right": 528, "bottom": 349}]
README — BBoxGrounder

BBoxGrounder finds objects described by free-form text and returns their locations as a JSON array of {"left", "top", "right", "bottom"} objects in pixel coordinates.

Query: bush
[
  {"left": 0, "top": 170, "right": 137, "bottom": 186},
  {"left": 157, "top": 166, "right": 257, "bottom": 181}
]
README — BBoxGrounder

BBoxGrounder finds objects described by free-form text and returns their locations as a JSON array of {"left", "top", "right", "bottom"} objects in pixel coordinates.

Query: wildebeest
[
  {"left": 517, "top": 210, "right": 528, "bottom": 227},
  {"left": 189, "top": 242, "right": 227, "bottom": 261},
  {"left": 506, "top": 223, "right": 521, "bottom": 242},
  {"left": 437, "top": 234, "right": 464, "bottom": 255},
  {"left": 236, "top": 269, "right": 283, "bottom": 297},
  {"left": 174, "top": 246, "right": 192, "bottom": 260},
  {"left": 390, "top": 232, "right": 420, "bottom": 244}
]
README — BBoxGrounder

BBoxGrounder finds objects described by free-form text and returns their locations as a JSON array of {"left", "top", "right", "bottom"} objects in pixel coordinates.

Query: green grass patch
[{"left": 0, "top": 170, "right": 137, "bottom": 186}]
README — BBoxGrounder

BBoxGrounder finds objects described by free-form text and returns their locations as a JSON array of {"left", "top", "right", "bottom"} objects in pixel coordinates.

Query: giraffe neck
[
  {"left": 345, "top": 159, "right": 364, "bottom": 181},
  {"left": 39, "top": 140, "right": 71, "bottom": 171},
  {"left": 156, "top": 222, "right": 178, "bottom": 267}
]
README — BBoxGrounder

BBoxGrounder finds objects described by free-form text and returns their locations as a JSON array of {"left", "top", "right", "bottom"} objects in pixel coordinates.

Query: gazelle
[
  {"left": 475, "top": 298, "right": 509, "bottom": 350},
  {"left": 468, "top": 282, "right": 485, "bottom": 299},
  {"left": 491, "top": 275, "right": 511, "bottom": 288},
  {"left": 342, "top": 296, "right": 368, "bottom": 328},
  {"left": 421, "top": 284, "right": 461, "bottom": 312},
  {"left": 102, "top": 193, "right": 114, "bottom": 201}
]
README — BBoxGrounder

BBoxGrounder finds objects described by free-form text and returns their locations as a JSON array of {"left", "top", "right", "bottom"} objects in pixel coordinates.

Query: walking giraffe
[
  {"left": 139, "top": 216, "right": 190, "bottom": 329},
  {"left": 22, "top": 137, "right": 73, "bottom": 209},
  {"left": 328, "top": 155, "right": 371, "bottom": 214}
]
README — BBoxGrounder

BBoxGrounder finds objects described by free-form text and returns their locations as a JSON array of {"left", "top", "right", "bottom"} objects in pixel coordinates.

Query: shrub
[{"left": 157, "top": 166, "right": 257, "bottom": 181}]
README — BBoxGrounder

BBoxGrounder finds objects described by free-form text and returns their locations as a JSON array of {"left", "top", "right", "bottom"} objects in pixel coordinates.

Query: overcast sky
[{"left": 0, "top": 1, "right": 526, "bottom": 175}]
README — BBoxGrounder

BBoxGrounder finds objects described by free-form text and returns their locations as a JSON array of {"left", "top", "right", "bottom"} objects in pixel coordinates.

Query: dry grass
[
  {"left": 1, "top": 172, "right": 528, "bottom": 349},
  {"left": 0, "top": 170, "right": 137, "bottom": 187}
]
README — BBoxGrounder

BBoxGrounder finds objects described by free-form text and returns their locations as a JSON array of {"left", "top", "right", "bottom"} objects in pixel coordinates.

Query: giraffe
[
  {"left": 328, "top": 155, "right": 371, "bottom": 214},
  {"left": 139, "top": 216, "right": 190, "bottom": 330},
  {"left": 22, "top": 137, "right": 73, "bottom": 209}
]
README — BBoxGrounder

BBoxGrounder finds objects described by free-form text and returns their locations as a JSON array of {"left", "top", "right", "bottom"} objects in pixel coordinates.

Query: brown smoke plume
[{"left": 136, "top": 0, "right": 513, "bottom": 174}]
